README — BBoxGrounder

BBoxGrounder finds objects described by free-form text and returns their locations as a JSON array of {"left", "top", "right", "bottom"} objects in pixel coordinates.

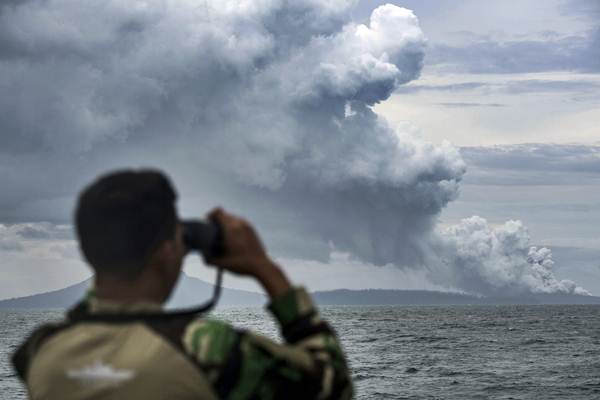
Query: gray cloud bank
[
  {"left": 0, "top": 0, "right": 588, "bottom": 296},
  {"left": 398, "top": 79, "right": 600, "bottom": 95},
  {"left": 461, "top": 144, "right": 600, "bottom": 186},
  {"left": 427, "top": 27, "right": 600, "bottom": 74}
]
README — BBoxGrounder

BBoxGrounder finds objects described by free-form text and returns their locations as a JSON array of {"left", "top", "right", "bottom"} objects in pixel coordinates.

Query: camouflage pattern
[
  {"left": 13, "top": 286, "right": 353, "bottom": 399},
  {"left": 182, "top": 287, "right": 353, "bottom": 399}
]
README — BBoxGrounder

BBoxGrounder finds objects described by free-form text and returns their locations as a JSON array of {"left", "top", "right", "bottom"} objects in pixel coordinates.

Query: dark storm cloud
[{"left": 0, "top": 1, "right": 586, "bottom": 296}]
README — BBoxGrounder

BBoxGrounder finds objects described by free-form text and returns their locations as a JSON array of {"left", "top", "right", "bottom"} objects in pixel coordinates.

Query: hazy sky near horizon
[{"left": 0, "top": 0, "right": 599, "bottom": 298}]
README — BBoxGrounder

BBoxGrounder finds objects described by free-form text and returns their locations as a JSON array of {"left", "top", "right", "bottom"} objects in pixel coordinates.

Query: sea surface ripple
[{"left": 2, "top": 305, "right": 600, "bottom": 399}]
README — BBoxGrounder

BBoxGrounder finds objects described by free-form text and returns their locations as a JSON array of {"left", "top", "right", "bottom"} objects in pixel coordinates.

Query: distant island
[{"left": 1, "top": 274, "right": 599, "bottom": 309}]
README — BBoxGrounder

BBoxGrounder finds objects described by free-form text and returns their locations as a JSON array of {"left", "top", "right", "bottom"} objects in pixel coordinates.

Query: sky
[{"left": 0, "top": 0, "right": 599, "bottom": 298}]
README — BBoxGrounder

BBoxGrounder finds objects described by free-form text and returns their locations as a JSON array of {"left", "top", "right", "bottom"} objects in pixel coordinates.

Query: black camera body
[{"left": 181, "top": 219, "right": 224, "bottom": 260}]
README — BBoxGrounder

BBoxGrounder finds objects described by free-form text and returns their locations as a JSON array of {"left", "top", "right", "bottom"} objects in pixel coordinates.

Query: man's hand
[{"left": 206, "top": 208, "right": 291, "bottom": 299}]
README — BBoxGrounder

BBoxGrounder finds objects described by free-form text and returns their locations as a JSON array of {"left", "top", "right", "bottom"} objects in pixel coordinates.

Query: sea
[{"left": 1, "top": 305, "right": 600, "bottom": 399}]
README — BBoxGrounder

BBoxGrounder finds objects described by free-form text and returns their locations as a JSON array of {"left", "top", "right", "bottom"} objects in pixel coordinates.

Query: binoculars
[
  {"left": 181, "top": 219, "right": 225, "bottom": 260},
  {"left": 180, "top": 219, "right": 225, "bottom": 314}
]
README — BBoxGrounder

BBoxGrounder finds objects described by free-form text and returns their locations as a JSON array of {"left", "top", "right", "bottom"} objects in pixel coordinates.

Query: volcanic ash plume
[
  {"left": 0, "top": 1, "right": 588, "bottom": 295},
  {"left": 431, "top": 217, "right": 589, "bottom": 296}
]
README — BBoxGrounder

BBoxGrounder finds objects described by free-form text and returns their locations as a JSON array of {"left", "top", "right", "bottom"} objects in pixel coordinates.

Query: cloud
[
  {"left": 0, "top": 1, "right": 588, "bottom": 296},
  {"left": 397, "top": 78, "right": 600, "bottom": 95},
  {"left": 429, "top": 217, "right": 589, "bottom": 296},
  {"left": 436, "top": 102, "right": 505, "bottom": 108},
  {"left": 502, "top": 79, "right": 600, "bottom": 94},
  {"left": 0, "top": 232, "right": 22, "bottom": 251},
  {"left": 275, "top": 250, "right": 452, "bottom": 292},
  {"left": 560, "top": 0, "right": 600, "bottom": 20},
  {"left": 0, "top": 222, "right": 73, "bottom": 249},
  {"left": 441, "top": 144, "right": 600, "bottom": 276},
  {"left": 397, "top": 81, "right": 487, "bottom": 93},
  {"left": 427, "top": 28, "right": 600, "bottom": 74},
  {"left": 460, "top": 143, "right": 600, "bottom": 185},
  {"left": 0, "top": 222, "right": 86, "bottom": 298}
]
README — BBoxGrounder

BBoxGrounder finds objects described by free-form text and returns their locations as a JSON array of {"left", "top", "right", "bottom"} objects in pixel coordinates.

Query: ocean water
[{"left": 2, "top": 305, "right": 600, "bottom": 399}]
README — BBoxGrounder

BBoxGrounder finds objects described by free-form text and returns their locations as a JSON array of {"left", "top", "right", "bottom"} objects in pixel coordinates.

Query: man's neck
[{"left": 93, "top": 275, "right": 166, "bottom": 304}]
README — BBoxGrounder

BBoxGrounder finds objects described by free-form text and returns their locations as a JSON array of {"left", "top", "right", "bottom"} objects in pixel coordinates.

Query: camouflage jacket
[{"left": 12, "top": 287, "right": 353, "bottom": 400}]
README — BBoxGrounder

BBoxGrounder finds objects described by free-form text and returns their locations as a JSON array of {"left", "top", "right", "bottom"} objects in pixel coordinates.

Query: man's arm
[{"left": 182, "top": 209, "right": 353, "bottom": 399}]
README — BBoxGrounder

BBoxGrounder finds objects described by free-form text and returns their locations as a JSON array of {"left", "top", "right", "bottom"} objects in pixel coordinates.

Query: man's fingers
[
  {"left": 208, "top": 207, "right": 243, "bottom": 227},
  {"left": 202, "top": 207, "right": 266, "bottom": 277},
  {"left": 208, "top": 207, "right": 225, "bottom": 221},
  {"left": 205, "top": 255, "right": 245, "bottom": 274},
  {"left": 208, "top": 208, "right": 248, "bottom": 233}
]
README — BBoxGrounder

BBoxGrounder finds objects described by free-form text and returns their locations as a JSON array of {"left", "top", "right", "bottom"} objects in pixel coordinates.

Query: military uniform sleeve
[{"left": 182, "top": 287, "right": 353, "bottom": 400}]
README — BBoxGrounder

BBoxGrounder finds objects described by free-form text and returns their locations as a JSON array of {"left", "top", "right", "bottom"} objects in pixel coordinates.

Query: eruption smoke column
[
  {"left": 0, "top": 0, "right": 588, "bottom": 295},
  {"left": 431, "top": 217, "right": 589, "bottom": 295}
]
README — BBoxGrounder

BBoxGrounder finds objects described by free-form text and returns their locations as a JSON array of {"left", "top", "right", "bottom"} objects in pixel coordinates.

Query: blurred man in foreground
[{"left": 13, "top": 169, "right": 353, "bottom": 399}]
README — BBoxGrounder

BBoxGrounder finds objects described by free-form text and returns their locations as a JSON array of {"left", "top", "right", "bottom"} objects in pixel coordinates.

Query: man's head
[{"left": 75, "top": 169, "right": 185, "bottom": 302}]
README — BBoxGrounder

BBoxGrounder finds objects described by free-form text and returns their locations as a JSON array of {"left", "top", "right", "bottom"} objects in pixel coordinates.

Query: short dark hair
[{"left": 75, "top": 169, "right": 178, "bottom": 279}]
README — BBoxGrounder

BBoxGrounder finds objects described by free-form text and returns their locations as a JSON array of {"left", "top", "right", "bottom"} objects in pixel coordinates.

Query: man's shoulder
[
  {"left": 182, "top": 318, "right": 241, "bottom": 365},
  {"left": 12, "top": 320, "right": 72, "bottom": 381}
]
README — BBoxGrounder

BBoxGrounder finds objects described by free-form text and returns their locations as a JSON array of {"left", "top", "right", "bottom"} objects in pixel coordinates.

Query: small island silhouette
[{"left": 1, "top": 274, "right": 599, "bottom": 309}]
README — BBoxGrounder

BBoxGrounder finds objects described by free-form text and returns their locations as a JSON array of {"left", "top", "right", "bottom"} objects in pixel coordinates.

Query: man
[{"left": 12, "top": 169, "right": 353, "bottom": 399}]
